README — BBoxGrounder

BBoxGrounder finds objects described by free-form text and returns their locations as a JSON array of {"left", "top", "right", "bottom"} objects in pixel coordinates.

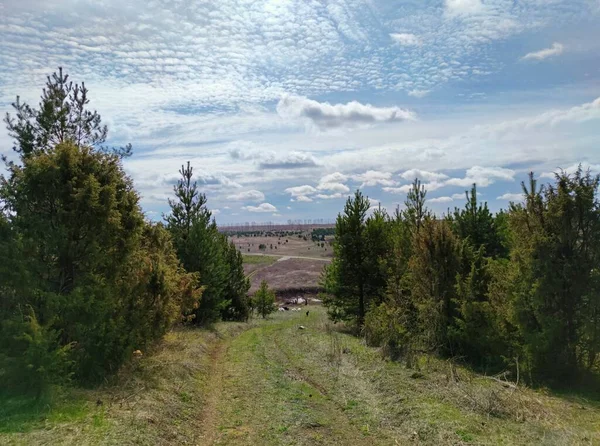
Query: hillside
[{"left": 2, "top": 306, "right": 599, "bottom": 445}]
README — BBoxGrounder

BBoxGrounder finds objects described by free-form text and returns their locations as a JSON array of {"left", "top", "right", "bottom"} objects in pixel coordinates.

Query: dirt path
[{"left": 197, "top": 337, "right": 230, "bottom": 445}]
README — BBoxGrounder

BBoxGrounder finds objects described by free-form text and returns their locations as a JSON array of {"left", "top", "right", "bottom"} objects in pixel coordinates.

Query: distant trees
[{"left": 325, "top": 171, "right": 600, "bottom": 386}]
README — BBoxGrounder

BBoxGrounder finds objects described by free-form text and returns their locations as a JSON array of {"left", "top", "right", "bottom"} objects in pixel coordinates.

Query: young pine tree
[{"left": 253, "top": 280, "right": 276, "bottom": 319}]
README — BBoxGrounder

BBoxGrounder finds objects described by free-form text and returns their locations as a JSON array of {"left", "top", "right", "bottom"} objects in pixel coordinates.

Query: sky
[{"left": 1, "top": 0, "right": 599, "bottom": 224}]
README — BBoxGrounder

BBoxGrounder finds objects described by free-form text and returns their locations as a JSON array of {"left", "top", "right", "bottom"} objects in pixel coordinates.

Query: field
[
  {"left": 3, "top": 306, "right": 599, "bottom": 445},
  {"left": 248, "top": 257, "right": 329, "bottom": 294},
  {"left": 231, "top": 234, "right": 333, "bottom": 259}
]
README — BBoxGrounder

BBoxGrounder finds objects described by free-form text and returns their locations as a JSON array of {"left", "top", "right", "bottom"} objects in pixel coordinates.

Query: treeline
[
  {"left": 0, "top": 69, "right": 249, "bottom": 395},
  {"left": 323, "top": 176, "right": 600, "bottom": 386}
]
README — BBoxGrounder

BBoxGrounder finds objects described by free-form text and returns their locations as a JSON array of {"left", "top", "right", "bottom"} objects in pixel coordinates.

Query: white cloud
[
  {"left": 522, "top": 43, "right": 565, "bottom": 61},
  {"left": 226, "top": 190, "right": 265, "bottom": 202},
  {"left": 295, "top": 195, "right": 313, "bottom": 202},
  {"left": 315, "top": 193, "right": 344, "bottom": 199},
  {"left": 497, "top": 193, "right": 525, "bottom": 201},
  {"left": 383, "top": 185, "right": 413, "bottom": 194},
  {"left": 445, "top": 0, "right": 483, "bottom": 16},
  {"left": 277, "top": 95, "right": 415, "bottom": 130},
  {"left": 353, "top": 170, "right": 397, "bottom": 187},
  {"left": 211, "top": 209, "right": 221, "bottom": 216},
  {"left": 428, "top": 196, "right": 454, "bottom": 203},
  {"left": 317, "top": 182, "right": 350, "bottom": 193},
  {"left": 390, "top": 33, "right": 421, "bottom": 46},
  {"left": 242, "top": 203, "right": 278, "bottom": 213},
  {"left": 451, "top": 192, "right": 468, "bottom": 200},
  {"left": 259, "top": 151, "right": 319, "bottom": 169},
  {"left": 445, "top": 166, "right": 515, "bottom": 187},
  {"left": 319, "top": 172, "right": 348, "bottom": 184},
  {"left": 408, "top": 89, "right": 431, "bottom": 98},
  {"left": 540, "top": 162, "right": 600, "bottom": 179},
  {"left": 284, "top": 185, "right": 317, "bottom": 197},
  {"left": 400, "top": 169, "right": 449, "bottom": 182}
]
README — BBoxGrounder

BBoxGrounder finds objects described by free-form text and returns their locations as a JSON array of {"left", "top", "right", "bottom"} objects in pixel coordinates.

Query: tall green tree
[
  {"left": 165, "top": 162, "right": 230, "bottom": 324},
  {"left": 323, "top": 190, "right": 390, "bottom": 328},
  {"left": 508, "top": 169, "right": 600, "bottom": 382}
]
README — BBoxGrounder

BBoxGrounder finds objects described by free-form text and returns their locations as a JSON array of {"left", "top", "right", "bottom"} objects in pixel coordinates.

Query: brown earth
[{"left": 248, "top": 257, "right": 329, "bottom": 294}]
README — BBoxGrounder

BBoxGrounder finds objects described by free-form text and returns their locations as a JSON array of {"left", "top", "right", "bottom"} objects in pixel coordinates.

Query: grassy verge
[{"left": 2, "top": 307, "right": 599, "bottom": 445}]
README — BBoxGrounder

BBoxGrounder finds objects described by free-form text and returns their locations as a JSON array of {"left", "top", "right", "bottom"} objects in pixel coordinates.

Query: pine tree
[
  {"left": 253, "top": 280, "right": 276, "bottom": 319},
  {"left": 3, "top": 67, "right": 130, "bottom": 158},
  {"left": 165, "top": 162, "right": 230, "bottom": 323}
]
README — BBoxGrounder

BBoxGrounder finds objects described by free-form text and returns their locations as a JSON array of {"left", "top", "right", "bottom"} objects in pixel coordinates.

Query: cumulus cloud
[
  {"left": 242, "top": 203, "right": 278, "bottom": 213},
  {"left": 295, "top": 195, "right": 313, "bottom": 202},
  {"left": 277, "top": 95, "right": 415, "bottom": 130},
  {"left": 353, "top": 170, "right": 397, "bottom": 187},
  {"left": 227, "top": 189, "right": 265, "bottom": 202},
  {"left": 284, "top": 185, "right": 317, "bottom": 197},
  {"left": 400, "top": 169, "right": 449, "bottom": 182},
  {"left": 259, "top": 151, "right": 319, "bottom": 169},
  {"left": 497, "top": 193, "right": 525, "bottom": 201},
  {"left": 445, "top": 166, "right": 515, "bottom": 187},
  {"left": 390, "top": 33, "right": 421, "bottom": 46},
  {"left": 522, "top": 43, "right": 565, "bottom": 61}
]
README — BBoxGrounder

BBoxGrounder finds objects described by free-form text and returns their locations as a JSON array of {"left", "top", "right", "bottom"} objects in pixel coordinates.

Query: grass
[
  {"left": 2, "top": 307, "right": 600, "bottom": 445},
  {"left": 241, "top": 254, "right": 279, "bottom": 265}
]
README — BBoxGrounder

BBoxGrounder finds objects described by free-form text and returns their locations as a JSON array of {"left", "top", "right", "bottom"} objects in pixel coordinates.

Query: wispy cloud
[
  {"left": 390, "top": 33, "right": 421, "bottom": 46},
  {"left": 522, "top": 43, "right": 565, "bottom": 61}
]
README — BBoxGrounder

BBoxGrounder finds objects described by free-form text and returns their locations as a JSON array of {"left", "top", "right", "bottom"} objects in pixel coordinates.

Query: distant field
[
  {"left": 248, "top": 257, "right": 328, "bottom": 294},
  {"left": 241, "top": 254, "right": 277, "bottom": 276},
  {"left": 232, "top": 234, "right": 332, "bottom": 259}
]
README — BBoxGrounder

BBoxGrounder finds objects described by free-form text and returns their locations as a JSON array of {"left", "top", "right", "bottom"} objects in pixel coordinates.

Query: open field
[
  {"left": 232, "top": 234, "right": 333, "bottom": 259},
  {"left": 3, "top": 306, "right": 599, "bottom": 445},
  {"left": 241, "top": 254, "right": 278, "bottom": 276},
  {"left": 247, "top": 257, "right": 329, "bottom": 294}
]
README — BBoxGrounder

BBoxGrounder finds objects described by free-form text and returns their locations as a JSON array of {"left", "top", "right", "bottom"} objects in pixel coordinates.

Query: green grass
[
  {"left": 241, "top": 254, "right": 279, "bottom": 265},
  {"left": 2, "top": 307, "right": 600, "bottom": 445}
]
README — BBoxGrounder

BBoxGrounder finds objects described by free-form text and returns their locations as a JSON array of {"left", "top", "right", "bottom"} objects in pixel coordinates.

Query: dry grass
[
  {"left": 248, "top": 257, "right": 328, "bottom": 293},
  {"left": 231, "top": 235, "right": 332, "bottom": 259},
  {"left": 3, "top": 307, "right": 599, "bottom": 445}
]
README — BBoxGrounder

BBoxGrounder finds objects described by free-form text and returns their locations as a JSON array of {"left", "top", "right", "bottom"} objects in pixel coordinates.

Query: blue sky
[{"left": 1, "top": 0, "right": 599, "bottom": 224}]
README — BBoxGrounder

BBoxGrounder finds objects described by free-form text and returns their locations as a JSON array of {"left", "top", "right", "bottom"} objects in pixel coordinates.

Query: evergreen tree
[
  {"left": 508, "top": 169, "right": 600, "bottom": 382},
  {"left": 222, "top": 241, "right": 251, "bottom": 321},
  {"left": 253, "top": 280, "right": 276, "bottom": 319},
  {"left": 3, "top": 67, "right": 130, "bottom": 158},
  {"left": 451, "top": 184, "right": 507, "bottom": 258},
  {"left": 323, "top": 190, "right": 388, "bottom": 328},
  {"left": 165, "top": 162, "right": 230, "bottom": 323}
]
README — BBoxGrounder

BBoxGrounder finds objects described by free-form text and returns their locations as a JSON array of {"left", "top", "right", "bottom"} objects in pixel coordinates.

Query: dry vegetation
[
  {"left": 248, "top": 257, "right": 329, "bottom": 293},
  {"left": 231, "top": 234, "right": 333, "bottom": 259},
  {"left": 4, "top": 307, "right": 598, "bottom": 445}
]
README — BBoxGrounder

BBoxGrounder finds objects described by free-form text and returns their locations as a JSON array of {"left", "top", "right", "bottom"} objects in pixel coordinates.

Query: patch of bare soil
[{"left": 249, "top": 258, "right": 327, "bottom": 293}]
